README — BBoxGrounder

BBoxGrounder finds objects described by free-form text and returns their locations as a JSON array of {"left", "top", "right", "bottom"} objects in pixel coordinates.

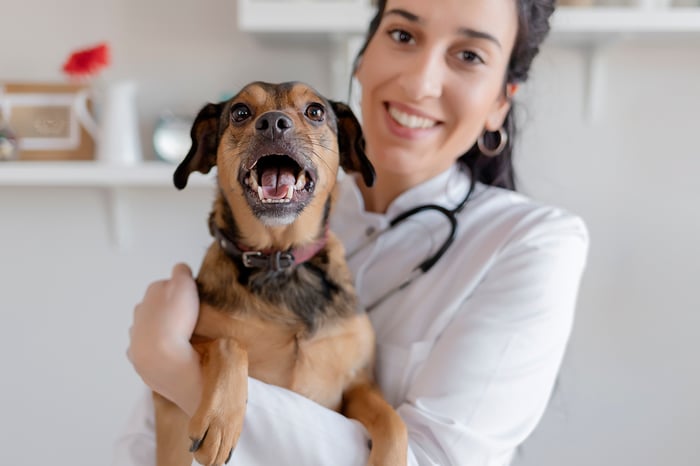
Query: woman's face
[{"left": 356, "top": 0, "right": 519, "bottom": 186}]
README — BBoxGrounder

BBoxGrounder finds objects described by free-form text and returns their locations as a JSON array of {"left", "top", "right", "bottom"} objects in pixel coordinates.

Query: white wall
[{"left": 1, "top": 1, "right": 699, "bottom": 465}]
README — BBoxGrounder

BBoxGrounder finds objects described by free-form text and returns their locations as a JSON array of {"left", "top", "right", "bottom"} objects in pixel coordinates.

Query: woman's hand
[{"left": 127, "top": 263, "right": 203, "bottom": 416}]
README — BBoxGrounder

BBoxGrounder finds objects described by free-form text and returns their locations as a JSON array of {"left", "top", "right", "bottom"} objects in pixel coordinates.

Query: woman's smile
[
  {"left": 384, "top": 102, "right": 441, "bottom": 139},
  {"left": 387, "top": 103, "right": 439, "bottom": 129}
]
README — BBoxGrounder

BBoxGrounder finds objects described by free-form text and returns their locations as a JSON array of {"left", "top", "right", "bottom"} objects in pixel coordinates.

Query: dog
[{"left": 153, "top": 81, "right": 408, "bottom": 466}]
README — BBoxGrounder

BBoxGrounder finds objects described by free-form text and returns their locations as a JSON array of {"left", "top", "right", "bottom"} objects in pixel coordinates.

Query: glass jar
[{"left": 0, "top": 122, "right": 19, "bottom": 161}]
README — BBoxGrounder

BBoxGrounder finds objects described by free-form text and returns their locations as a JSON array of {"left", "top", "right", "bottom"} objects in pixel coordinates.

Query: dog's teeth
[
  {"left": 257, "top": 186, "right": 264, "bottom": 201},
  {"left": 249, "top": 169, "right": 259, "bottom": 188},
  {"left": 286, "top": 185, "right": 294, "bottom": 200},
  {"left": 295, "top": 172, "right": 306, "bottom": 190}
]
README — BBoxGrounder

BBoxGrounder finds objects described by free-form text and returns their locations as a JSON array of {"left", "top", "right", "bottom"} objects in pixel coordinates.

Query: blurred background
[{"left": 0, "top": 0, "right": 699, "bottom": 465}]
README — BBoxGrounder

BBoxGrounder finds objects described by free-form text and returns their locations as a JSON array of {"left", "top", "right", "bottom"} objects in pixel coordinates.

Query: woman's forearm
[
  {"left": 127, "top": 263, "right": 203, "bottom": 417},
  {"left": 151, "top": 344, "right": 203, "bottom": 417}
]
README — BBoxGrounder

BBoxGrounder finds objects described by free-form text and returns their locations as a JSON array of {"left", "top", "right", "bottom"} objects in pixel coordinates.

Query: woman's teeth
[{"left": 388, "top": 106, "right": 437, "bottom": 129}]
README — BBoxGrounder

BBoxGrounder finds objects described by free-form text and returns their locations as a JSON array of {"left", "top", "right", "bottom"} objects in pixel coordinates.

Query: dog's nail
[
  {"left": 189, "top": 429, "right": 208, "bottom": 452},
  {"left": 189, "top": 437, "right": 202, "bottom": 452},
  {"left": 226, "top": 448, "right": 233, "bottom": 464}
]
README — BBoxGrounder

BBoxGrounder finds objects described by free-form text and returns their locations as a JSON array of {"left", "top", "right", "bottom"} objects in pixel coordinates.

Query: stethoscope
[{"left": 347, "top": 180, "right": 475, "bottom": 311}]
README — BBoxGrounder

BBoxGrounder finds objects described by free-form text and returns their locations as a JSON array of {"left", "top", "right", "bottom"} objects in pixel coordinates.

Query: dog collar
[{"left": 210, "top": 221, "right": 327, "bottom": 272}]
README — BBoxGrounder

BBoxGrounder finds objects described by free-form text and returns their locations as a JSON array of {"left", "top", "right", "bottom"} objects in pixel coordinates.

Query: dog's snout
[{"left": 256, "top": 111, "right": 293, "bottom": 140}]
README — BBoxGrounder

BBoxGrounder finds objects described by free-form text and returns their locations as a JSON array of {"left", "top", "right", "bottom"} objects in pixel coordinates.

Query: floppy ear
[
  {"left": 173, "top": 102, "right": 225, "bottom": 190},
  {"left": 329, "top": 100, "right": 375, "bottom": 188}
]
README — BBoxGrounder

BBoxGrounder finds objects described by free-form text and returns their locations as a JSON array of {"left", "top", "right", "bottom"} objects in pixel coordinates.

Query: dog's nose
[{"left": 255, "top": 111, "right": 293, "bottom": 140}]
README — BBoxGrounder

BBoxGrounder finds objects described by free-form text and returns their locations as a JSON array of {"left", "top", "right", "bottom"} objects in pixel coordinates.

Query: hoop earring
[{"left": 477, "top": 127, "right": 508, "bottom": 156}]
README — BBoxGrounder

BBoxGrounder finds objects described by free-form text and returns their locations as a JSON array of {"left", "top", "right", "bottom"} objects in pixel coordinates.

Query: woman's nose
[{"left": 396, "top": 50, "right": 444, "bottom": 100}]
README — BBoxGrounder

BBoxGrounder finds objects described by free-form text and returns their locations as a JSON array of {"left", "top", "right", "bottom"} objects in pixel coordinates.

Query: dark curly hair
[{"left": 353, "top": 0, "right": 556, "bottom": 191}]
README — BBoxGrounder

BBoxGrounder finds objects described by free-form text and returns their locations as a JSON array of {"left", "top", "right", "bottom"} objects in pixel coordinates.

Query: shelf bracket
[
  {"left": 104, "top": 187, "right": 132, "bottom": 251},
  {"left": 581, "top": 39, "right": 618, "bottom": 124},
  {"left": 582, "top": 45, "right": 603, "bottom": 124},
  {"left": 329, "top": 34, "right": 365, "bottom": 102}
]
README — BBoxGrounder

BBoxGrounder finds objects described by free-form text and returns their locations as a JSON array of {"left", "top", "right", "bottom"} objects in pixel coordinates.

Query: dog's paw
[
  {"left": 188, "top": 404, "right": 245, "bottom": 466},
  {"left": 366, "top": 445, "right": 407, "bottom": 466}
]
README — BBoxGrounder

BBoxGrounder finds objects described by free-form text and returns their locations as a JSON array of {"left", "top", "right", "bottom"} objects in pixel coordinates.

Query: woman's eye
[
  {"left": 389, "top": 29, "right": 415, "bottom": 45},
  {"left": 459, "top": 50, "right": 484, "bottom": 64},
  {"left": 231, "top": 104, "right": 251, "bottom": 123},
  {"left": 305, "top": 103, "right": 325, "bottom": 121}
]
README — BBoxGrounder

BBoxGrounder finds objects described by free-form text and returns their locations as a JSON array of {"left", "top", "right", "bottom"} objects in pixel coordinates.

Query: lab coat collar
[{"left": 383, "top": 164, "right": 473, "bottom": 219}]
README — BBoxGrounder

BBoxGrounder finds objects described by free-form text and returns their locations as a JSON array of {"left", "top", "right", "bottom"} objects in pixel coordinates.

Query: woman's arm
[
  {"left": 119, "top": 264, "right": 390, "bottom": 465},
  {"left": 112, "top": 382, "right": 376, "bottom": 466},
  {"left": 127, "top": 263, "right": 202, "bottom": 416},
  {"left": 393, "top": 214, "right": 589, "bottom": 464}
]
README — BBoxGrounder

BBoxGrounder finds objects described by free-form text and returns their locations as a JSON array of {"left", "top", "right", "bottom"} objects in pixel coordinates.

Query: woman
[{"left": 115, "top": 0, "right": 588, "bottom": 464}]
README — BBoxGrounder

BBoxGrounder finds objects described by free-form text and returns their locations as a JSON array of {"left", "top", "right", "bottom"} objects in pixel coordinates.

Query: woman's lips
[
  {"left": 384, "top": 103, "right": 440, "bottom": 139},
  {"left": 388, "top": 104, "right": 437, "bottom": 129}
]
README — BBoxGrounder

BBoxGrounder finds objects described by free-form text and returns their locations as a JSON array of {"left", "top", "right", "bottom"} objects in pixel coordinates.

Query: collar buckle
[
  {"left": 241, "top": 251, "right": 263, "bottom": 268},
  {"left": 242, "top": 250, "right": 295, "bottom": 271}
]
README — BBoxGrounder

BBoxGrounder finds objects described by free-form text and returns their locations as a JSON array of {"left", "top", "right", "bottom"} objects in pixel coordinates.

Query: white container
[{"left": 94, "top": 81, "right": 142, "bottom": 165}]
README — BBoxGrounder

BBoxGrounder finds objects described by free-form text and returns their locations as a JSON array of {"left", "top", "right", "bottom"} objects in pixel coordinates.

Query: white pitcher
[{"left": 76, "top": 80, "right": 142, "bottom": 165}]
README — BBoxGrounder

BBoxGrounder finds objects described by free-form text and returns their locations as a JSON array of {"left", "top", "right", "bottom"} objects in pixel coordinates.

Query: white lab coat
[{"left": 111, "top": 165, "right": 589, "bottom": 466}]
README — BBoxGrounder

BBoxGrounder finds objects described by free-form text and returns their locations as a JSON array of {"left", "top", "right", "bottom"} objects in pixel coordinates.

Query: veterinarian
[{"left": 115, "top": 0, "right": 588, "bottom": 464}]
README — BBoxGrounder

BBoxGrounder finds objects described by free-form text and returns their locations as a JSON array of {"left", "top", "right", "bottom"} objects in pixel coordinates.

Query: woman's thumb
[{"left": 171, "top": 262, "right": 193, "bottom": 280}]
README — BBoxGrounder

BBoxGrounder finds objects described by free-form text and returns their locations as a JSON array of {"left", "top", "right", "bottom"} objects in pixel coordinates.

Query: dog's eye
[
  {"left": 305, "top": 103, "right": 325, "bottom": 122},
  {"left": 231, "top": 104, "right": 252, "bottom": 123}
]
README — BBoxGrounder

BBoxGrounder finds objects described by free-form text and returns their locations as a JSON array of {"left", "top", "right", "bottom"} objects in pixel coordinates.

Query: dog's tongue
[{"left": 261, "top": 167, "right": 296, "bottom": 199}]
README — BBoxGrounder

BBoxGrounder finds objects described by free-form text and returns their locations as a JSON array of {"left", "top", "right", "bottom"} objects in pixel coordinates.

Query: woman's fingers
[{"left": 172, "top": 262, "right": 193, "bottom": 280}]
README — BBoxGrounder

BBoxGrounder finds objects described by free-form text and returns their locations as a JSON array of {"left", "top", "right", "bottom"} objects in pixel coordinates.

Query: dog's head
[{"left": 174, "top": 81, "right": 374, "bottom": 244}]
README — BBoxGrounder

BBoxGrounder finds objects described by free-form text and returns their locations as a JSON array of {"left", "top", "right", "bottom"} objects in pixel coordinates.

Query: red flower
[{"left": 62, "top": 42, "right": 111, "bottom": 79}]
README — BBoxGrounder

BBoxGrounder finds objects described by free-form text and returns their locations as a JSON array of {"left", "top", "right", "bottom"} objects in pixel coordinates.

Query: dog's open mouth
[{"left": 243, "top": 154, "right": 316, "bottom": 204}]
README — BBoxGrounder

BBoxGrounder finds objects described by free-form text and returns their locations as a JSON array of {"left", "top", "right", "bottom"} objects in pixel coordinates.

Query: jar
[{"left": 0, "top": 122, "right": 19, "bottom": 161}]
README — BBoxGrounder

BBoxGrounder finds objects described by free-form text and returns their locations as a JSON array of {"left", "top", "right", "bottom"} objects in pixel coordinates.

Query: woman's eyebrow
[
  {"left": 384, "top": 8, "right": 420, "bottom": 22},
  {"left": 384, "top": 8, "right": 502, "bottom": 49},
  {"left": 458, "top": 27, "right": 502, "bottom": 49}
]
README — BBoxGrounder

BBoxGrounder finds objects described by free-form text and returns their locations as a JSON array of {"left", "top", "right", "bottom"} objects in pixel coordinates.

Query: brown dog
[{"left": 154, "top": 81, "right": 407, "bottom": 466}]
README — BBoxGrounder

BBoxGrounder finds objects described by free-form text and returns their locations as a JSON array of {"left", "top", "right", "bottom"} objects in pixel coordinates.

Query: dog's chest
[{"left": 195, "top": 305, "right": 375, "bottom": 410}]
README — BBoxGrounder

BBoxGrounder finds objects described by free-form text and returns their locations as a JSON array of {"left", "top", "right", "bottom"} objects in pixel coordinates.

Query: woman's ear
[{"left": 485, "top": 83, "right": 519, "bottom": 131}]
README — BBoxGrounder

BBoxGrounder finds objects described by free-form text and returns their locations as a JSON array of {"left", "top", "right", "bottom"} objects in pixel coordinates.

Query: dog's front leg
[
  {"left": 343, "top": 380, "right": 408, "bottom": 466},
  {"left": 189, "top": 338, "right": 248, "bottom": 466}
]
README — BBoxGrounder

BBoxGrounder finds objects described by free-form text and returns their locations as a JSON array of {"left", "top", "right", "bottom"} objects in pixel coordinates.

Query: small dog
[{"left": 154, "top": 81, "right": 407, "bottom": 466}]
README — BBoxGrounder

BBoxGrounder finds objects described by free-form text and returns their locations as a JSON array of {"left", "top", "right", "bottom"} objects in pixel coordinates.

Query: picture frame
[{"left": 0, "top": 82, "right": 97, "bottom": 161}]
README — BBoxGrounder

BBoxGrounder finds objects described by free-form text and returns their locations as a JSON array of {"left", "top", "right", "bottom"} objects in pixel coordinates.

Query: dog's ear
[
  {"left": 329, "top": 100, "right": 375, "bottom": 188},
  {"left": 173, "top": 102, "right": 225, "bottom": 190}
]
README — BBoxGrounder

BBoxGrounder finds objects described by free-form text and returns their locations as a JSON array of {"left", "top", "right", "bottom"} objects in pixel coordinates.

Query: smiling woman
[
  {"left": 115, "top": 1, "right": 589, "bottom": 465},
  {"left": 354, "top": 0, "right": 539, "bottom": 212}
]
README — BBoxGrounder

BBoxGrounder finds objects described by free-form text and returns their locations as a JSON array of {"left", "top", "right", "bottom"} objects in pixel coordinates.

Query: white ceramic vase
[{"left": 75, "top": 80, "right": 142, "bottom": 165}]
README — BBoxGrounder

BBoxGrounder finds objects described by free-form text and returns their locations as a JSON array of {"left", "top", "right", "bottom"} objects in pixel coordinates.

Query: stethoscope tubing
[{"left": 347, "top": 181, "right": 475, "bottom": 311}]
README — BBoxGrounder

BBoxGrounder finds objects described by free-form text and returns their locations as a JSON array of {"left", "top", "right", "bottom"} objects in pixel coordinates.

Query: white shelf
[
  {"left": 238, "top": 3, "right": 700, "bottom": 122},
  {"left": 238, "top": 0, "right": 374, "bottom": 33},
  {"left": 0, "top": 160, "right": 216, "bottom": 250},
  {"left": 0, "top": 160, "right": 215, "bottom": 188},
  {"left": 551, "top": 7, "right": 700, "bottom": 43},
  {"left": 238, "top": 4, "right": 700, "bottom": 40}
]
